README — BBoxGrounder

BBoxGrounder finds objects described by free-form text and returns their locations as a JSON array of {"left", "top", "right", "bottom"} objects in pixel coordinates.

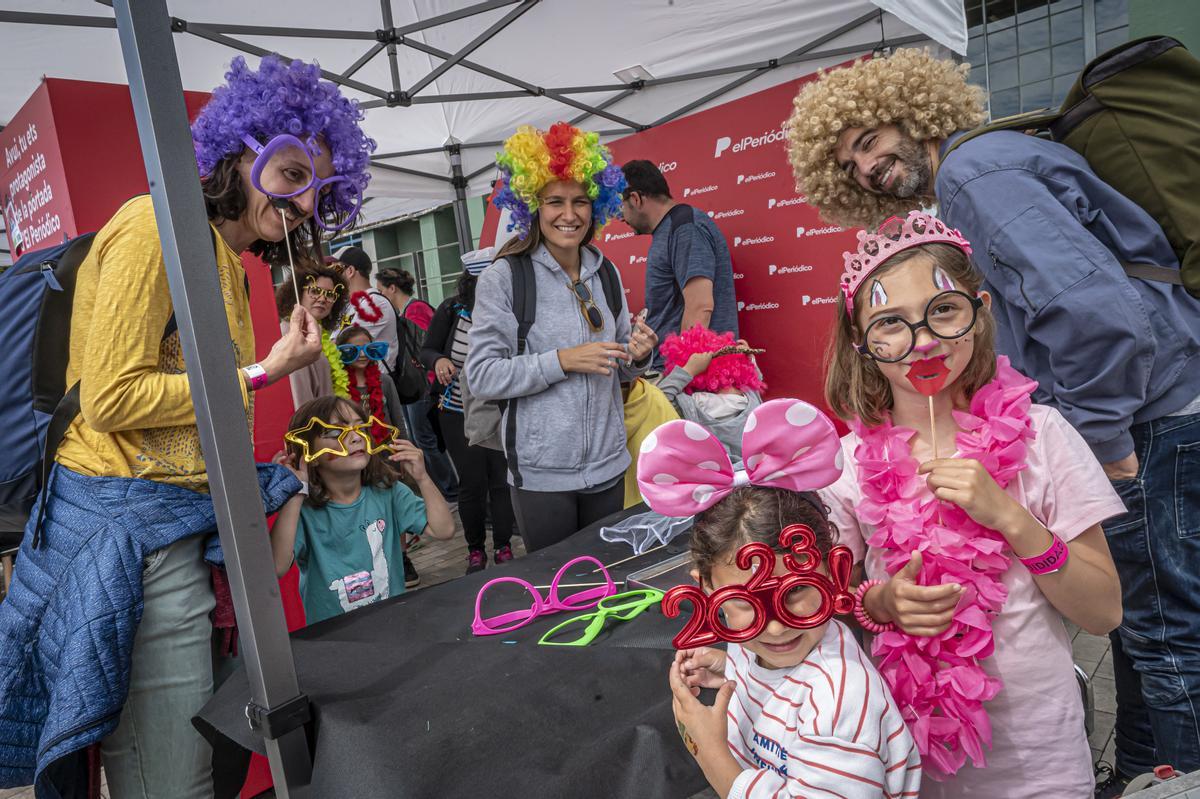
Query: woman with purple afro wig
[
  {"left": 192, "top": 55, "right": 375, "bottom": 264},
  {"left": 0, "top": 56, "right": 375, "bottom": 799}
]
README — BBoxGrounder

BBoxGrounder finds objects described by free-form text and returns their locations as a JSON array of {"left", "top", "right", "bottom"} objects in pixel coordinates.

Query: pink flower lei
[{"left": 851, "top": 356, "right": 1038, "bottom": 779}]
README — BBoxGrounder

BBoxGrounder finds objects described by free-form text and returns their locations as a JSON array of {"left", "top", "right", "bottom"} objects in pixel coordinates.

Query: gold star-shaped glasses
[{"left": 284, "top": 416, "right": 403, "bottom": 462}]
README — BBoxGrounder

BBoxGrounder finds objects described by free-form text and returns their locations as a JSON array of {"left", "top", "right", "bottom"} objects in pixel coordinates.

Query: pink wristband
[
  {"left": 853, "top": 579, "right": 896, "bottom": 633},
  {"left": 242, "top": 363, "right": 269, "bottom": 392},
  {"left": 1019, "top": 533, "right": 1069, "bottom": 575}
]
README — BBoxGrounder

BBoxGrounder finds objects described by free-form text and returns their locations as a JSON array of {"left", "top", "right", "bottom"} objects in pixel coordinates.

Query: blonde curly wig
[{"left": 785, "top": 49, "right": 986, "bottom": 228}]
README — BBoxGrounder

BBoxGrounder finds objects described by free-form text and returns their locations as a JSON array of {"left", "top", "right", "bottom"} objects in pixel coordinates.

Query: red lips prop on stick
[{"left": 907, "top": 356, "right": 951, "bottom": 459}]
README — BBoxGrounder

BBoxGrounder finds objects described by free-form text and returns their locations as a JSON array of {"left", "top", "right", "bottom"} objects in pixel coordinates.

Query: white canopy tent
[
  {"left": 0, "top": 3, "right": 965, "bottom": 795},
  {"left": 1, "top": 0, "right": 966, "bottom": 248}
]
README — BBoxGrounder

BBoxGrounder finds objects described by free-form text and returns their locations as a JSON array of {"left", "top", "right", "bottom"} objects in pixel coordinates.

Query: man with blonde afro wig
[{"left": 789, "top": 48, "right": 1200, "bottom": 795}]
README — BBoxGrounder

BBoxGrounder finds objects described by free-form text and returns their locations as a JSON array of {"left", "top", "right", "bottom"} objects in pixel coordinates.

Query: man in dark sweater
[{"left": 620, "top": 160, "right": 738, "bottom": 367}]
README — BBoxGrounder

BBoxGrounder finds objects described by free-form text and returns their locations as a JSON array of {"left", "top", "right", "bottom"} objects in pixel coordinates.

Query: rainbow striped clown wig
[{"left": 492, "top": 122, "right": 627, "bottom": 238}]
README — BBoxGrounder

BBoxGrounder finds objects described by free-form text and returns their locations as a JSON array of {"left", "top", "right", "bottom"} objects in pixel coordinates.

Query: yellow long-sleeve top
[{"left": 56, "top": 195, "right": 255, "bottom": 491}]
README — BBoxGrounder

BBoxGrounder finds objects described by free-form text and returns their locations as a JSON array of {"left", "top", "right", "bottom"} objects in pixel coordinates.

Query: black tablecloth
[{"left": 195, "top": 506, "right": 708, "bottom": 799}]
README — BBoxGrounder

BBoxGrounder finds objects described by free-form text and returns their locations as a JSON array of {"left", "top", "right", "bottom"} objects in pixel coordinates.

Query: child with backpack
[
  {"left": 271, "top": 396, "right": 454, "bottom": 623},
  {"left": 657, "top": 325, "right": 765, "bottom": 461},
  {"left": 819, "top": 211, "right": 1124, "bottom": 797},
  {"left": 638, "top": 400, "right": 921, "bottom": 798}
]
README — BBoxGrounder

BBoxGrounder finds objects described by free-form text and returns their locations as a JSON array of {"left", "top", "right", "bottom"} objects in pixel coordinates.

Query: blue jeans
[
  {"left": 1102, "top": 411, "right": 1200, "bottom": 776},
  {"left": 402, "top": 396, "right": 458, "bottom": 503}
]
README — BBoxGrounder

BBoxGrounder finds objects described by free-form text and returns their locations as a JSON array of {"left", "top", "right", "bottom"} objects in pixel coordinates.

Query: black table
[{"left": 195, "top": 507, "right": 709, "bottom": 799}]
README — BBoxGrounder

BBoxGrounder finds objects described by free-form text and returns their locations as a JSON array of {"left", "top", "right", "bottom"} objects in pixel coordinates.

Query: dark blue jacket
[
  {"left": 0, "top": 463, "right": 298, "bottom": 795},
  {"left": 937, "top": 130, "right": 1200, "bottom": 462}
]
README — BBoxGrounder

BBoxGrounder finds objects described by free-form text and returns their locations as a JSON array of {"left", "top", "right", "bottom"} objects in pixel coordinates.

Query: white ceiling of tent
[{"left": 0, "top": 0, "right": 965, "bottom": 228}]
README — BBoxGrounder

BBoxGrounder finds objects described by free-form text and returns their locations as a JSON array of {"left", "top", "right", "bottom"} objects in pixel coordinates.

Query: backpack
[
  {"left": 370, "top": 289, "right": 429, "bottom": 404},
  {"left": 0, "top": 234, "right": 179, "bottom": 542},
  {"left": 944, "top": 36, "right": 1200, "bottom": 298},
  {"left": 463, "top": 251, "right": 624, "bottom": 479}
]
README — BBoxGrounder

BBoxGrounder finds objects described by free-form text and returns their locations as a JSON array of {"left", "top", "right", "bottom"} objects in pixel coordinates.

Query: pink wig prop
[{"left": 660, "top": 325, "right": 766, "bottom": 394}]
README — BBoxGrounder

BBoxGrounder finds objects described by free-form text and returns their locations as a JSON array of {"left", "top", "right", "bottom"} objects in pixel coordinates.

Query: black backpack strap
[
  {"left": 500, "top": 254, "right": 537, "bottom": 488},
  {"left": 511, "top": 254, "right": 536, "bottom": 354},
  {"left": 596, "top": 257, "right": 623, "bottom": 319}
]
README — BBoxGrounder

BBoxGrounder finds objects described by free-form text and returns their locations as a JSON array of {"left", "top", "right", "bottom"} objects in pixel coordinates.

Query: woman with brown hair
[
  {"left": 465, "top": 123, "right": 658, "bottom": 552},
  {"left": 276, "top": 260, "right": 351, "bottom": 409}
]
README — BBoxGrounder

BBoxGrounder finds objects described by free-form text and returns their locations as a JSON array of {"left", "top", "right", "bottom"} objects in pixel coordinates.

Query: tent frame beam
[
  {"left": 3, "top": 5, "right": 923, "bottom": 176},
  {"left": 111, "top": 0, "right": 314, "bottom": 794},
  {"left": 405, "top": 0, "right": 539, "bottom": 99}
]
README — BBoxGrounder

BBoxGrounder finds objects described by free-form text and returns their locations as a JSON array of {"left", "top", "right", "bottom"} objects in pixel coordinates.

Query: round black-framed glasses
[{"left": 856, "top": 290, "right": 984, "bottom": 363}]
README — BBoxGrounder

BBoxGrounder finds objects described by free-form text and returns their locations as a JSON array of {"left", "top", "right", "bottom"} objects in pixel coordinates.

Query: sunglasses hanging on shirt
[{"left": 570, "top": 280, "right": 604, "bottom": 332}]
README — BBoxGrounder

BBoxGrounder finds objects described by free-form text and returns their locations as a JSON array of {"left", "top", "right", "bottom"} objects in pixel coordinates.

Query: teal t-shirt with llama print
[{"left": 295, "top": 483, "right": 427, "bottom": 623}]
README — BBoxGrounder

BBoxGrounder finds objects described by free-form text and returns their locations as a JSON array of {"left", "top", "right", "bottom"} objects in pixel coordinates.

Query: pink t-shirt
[{"left": 819, "top": 404, "right": 1125, "bottom": 799}]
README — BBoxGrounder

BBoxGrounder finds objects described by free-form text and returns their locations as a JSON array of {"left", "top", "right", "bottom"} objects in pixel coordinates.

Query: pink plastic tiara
[{"left": 840, "top": 210, "right": 972, "bottom": 307}]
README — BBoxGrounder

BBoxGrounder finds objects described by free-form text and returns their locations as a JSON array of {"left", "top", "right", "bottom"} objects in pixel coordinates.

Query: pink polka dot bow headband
[{"left": 636, "top": 399, "right": 844, "bottom": 517}]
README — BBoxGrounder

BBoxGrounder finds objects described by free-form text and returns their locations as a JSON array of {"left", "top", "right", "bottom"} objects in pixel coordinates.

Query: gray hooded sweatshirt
[{"left": 465, "top": 244, "right": 647, "bottom": 492}]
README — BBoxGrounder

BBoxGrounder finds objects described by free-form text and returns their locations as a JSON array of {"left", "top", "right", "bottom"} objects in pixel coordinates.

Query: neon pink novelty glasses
[{"left": 471, "top": 556, "right": 617, "bottom": 636}]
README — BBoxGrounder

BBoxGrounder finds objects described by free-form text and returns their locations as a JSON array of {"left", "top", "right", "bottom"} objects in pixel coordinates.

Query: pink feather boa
[{"left": 851, "top": 356, "right": 1038, "bottom": 779}]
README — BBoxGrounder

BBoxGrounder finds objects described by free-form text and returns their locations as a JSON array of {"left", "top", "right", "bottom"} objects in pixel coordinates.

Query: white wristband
[{"left": 297, "top": 480, "right": 310, "bottom": 497}]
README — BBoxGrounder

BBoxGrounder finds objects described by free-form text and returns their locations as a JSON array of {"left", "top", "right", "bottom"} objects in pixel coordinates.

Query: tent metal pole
[
  {"left": 379, "top": 125, "right": 633, "bottom": 158},
  {"left": 0, "top": 10, "right": 115, "bottom": 28},
  {"left": 111, "top": 0, "right": 313, "bottom": 794},
  {"left": 392, "top": 0, "right": 524, "bottom": 36},
  {"left": 448, "top": 145, "right": 474, "bottom": 255},
  {"left": 396, "top": 37, "right": 647, "bottom": 129},
  {"left": 379, "top": 0, "right": 402, "bottom": 94},
  {"left": 182, "top": 21, "right": 391, "bottom": 100},
  {"left": 341, "top": 41, "right": 386, "bottom": 80},
  {"left": 569, "top": 88, "right": 637, "bottom": 127},
  {"left": 370, "top": 161, "right": 454, "bottom": 182},
  {"left": 405, "top": 0, "right": 539, "bottom": 98}
]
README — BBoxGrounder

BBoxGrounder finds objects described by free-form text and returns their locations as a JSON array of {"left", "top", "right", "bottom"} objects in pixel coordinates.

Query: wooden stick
[
  {"left": 591, "top": 543, "right": 669, "bottom": 573},
  {"left": 278, "top": 207, "right": 302, "bottom": 310},
  {"left": 929, "top": 395, "right": 939, "bottom": 460}
]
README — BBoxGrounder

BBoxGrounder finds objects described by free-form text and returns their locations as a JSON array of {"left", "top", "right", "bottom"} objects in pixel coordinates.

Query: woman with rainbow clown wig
[
  {"left": 465, "top": 122, "right": 658, "bottom": 551},
  {"left": 0, "top": 56, "right": 372, "bottom": 798}
]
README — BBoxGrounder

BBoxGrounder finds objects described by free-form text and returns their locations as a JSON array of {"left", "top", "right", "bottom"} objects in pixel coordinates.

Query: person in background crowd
[
  {"left": 656, "top": 326, "right": 764, "bottom": 461},
  {"left": 270, "top": 396, "right": 454, "bottom": 623},
  {"left": 620, "top": 159, "right": 738, "bottom": 367},
  {"left": 467, "top": 122, "right": 657, "bottom": 551},
  {"left": 337, "top": 246, "right": 459, "bottom": 508},
  {"left": 336, "top": 324, "right": 417, "bottom": 586},
  {"left": 421, "top": 252, "right": 517, "bottom": 574},
  {"left": 0, "top": 55, "right": 372, "bottom": 798},
  {"left": 276, "top": 260, "right": 350, "bottom": 409},
  {"left": 377, "top": 266, "right": 435, "bottom": 330},
  {"left": 619, "top": 377, "right": 678, "bottom": 509},
  {"left": 787, "top": 48, "right": 1200, "bottom": 793},
  {"left": 335, "top": 245, "right": 398, "bottom": 371}
]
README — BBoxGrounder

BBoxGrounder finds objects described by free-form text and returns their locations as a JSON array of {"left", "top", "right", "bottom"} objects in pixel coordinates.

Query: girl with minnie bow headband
[
  {"left": 821, "top": 210, "right": 1122, "bottom": 794},
  {"left": 638, "top": 399, "right": 921, "bottom": 799}
]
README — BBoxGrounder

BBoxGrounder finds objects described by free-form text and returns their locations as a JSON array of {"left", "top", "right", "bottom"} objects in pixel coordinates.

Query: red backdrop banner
[{"left": 481, "top": 65, "right": 862, "bottom": 413}]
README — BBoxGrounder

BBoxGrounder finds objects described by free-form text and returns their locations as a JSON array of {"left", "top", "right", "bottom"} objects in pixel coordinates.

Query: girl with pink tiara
[
  {"left": 820, "top": 210, "right": 1124, "bottom": 797},
  {"left": 639, "top": 401, "right": 921, "bottom": 799}
]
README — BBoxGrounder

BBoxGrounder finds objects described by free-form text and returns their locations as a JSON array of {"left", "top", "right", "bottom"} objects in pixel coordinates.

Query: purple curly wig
[
  {"left": 191, "top": 56, "right": 375, "bottom": 223},
  {"left": 660, "top": 325, "right": 766, "bottom": 394}
]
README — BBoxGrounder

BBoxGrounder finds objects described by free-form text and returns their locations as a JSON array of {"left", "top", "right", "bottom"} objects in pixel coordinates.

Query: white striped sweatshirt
[{"left": 724, "top": 620, "right": 921, "bottom": 799}]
